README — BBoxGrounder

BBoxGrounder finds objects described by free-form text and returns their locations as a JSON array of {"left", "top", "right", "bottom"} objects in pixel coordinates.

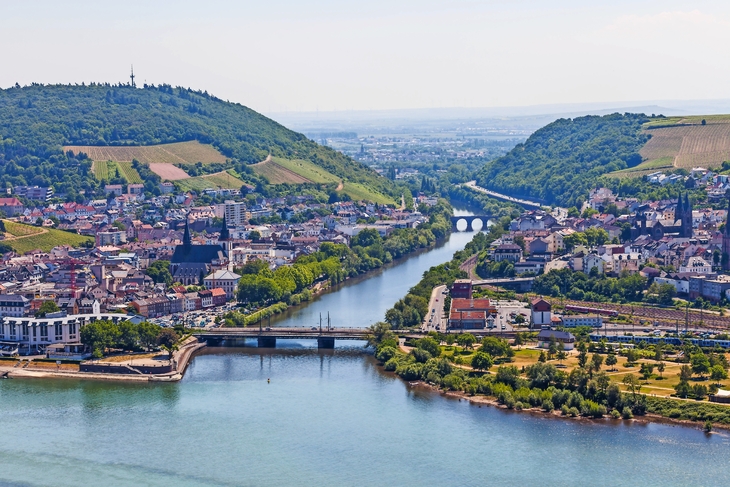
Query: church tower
[
  {"left": 723, "top": 197, "right": 730, "bottom": 271},
  {"left": 219, "top": 215, "right": 233, "bottom": 253}
]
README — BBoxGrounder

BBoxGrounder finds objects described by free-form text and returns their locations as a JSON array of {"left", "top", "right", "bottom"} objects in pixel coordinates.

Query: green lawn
[{"left": 175, "top": 170, "right": 245, "bottom": 192}]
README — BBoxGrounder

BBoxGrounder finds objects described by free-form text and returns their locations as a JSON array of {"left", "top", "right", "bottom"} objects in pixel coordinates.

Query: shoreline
[
  {"left": 408, "top": 379, "right": 730, "bottom": 433},
  {"left": 0, "top": 340, "right": 205, "bottom": 383}
]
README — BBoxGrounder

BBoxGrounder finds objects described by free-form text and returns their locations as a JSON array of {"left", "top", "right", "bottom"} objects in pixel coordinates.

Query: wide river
[{"left": 0, "top": 208, "right": 728, "bottom": 486}]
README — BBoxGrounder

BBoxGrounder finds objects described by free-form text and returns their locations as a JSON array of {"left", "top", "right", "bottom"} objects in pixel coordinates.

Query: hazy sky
[{"left": 2, "top": 0, "right": 729, "bottom": 114}]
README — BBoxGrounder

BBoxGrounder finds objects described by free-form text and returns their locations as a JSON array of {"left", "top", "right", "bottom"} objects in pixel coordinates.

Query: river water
[{"left": 0, "top": 208, "right": 728, "bottom": 486}]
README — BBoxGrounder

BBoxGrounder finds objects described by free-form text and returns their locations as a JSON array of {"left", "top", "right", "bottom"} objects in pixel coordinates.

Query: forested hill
[
  {"left": 475, "top": 113, "right": 650, "bottom": 207},
  {"left": 0, "top": 83, "right": 392, "bottom": 199}
]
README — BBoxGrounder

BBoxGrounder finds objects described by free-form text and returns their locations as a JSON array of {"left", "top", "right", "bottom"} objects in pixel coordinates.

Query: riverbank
[
  {"left": 0, "top": 338, "right": 205, "bottom": 382},
  {"left": 413, "top": 377, "right": 730, "bottom": 433}
]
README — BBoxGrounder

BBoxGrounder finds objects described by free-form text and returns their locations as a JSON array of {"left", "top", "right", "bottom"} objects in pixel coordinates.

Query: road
[
  {"left": 422, "top": 285, "right": 447, "bottom": 332},
  {"left": 462, "top": 181, "right": 542, "bottom": 208}
]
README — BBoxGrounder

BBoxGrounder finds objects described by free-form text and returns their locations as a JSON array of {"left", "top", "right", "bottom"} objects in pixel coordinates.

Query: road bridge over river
[
  {"left": 195, "top": 327, "right": 518, "bottom": 348},
  {"left": 196, "top": 327, "right": 370, "bottom": 349}
]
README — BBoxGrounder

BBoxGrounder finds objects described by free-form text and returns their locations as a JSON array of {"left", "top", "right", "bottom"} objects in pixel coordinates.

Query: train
[
  {"left": 565, "top": 305, "right": 619, "bottom": 317},
  {"left": 589, "top": 334, "right": 730, "bottom": 349}
]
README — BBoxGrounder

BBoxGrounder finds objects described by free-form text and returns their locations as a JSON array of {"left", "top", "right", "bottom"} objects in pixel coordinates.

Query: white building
[
  {"left": 224, "top": 200, "right": 249, "bottom": 227},
  {"left": 559, "top": 314, "right": 603, "bottom": 328},
  {"left": 204, "top": 269, "right": 241, "bottom": 300}
]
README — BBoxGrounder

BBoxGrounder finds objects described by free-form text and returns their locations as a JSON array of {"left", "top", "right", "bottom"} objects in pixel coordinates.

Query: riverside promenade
[{"left": 0, "top": 337, "right": 205, "bottom": 382}]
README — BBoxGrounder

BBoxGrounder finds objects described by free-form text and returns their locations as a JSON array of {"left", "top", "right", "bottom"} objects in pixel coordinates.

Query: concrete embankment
[{"left": 0, "top": 339, "right": 206, "bottom": 383}]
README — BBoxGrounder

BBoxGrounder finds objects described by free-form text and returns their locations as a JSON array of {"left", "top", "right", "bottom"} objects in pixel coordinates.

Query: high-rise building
[{"left": 224, "top": 200, "right": 248, "bottom": 227}]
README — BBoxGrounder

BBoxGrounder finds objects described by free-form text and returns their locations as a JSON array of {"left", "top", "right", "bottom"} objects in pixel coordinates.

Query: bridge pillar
[
  {"left": 257, "top": 337, "right": 277, "bottom": 348},
  {"left": 317, "top": 337, "right": 335, "bottom": 349}
]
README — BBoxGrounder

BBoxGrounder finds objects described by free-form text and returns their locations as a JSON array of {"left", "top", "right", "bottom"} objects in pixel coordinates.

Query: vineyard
[
  {"left": 64, "top": 141, "right": 227, "bottom": 164},
  {"left": 91, "top": 161, "right": 142, "bottom": 183},
  {"left": 637, "top": 116, "right": 730, "bottom": 170},
  {"left": 175, "top": 170, "right": 245, "bottom": 192},
  {"left": 2, "top": 220, "right": 43, "bottom": 237},
  {"left": 251, "top": 158, "right": 314, "bottom": 184},
  {"left": 0, "top": 221, "right": 94, "bottom": 254}
]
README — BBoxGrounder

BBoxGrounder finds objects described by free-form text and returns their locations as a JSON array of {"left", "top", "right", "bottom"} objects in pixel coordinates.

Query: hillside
[
  {"left": 474, "top": 113, "right": 650, "bottom": 207},
  {"left": 0, "top": 83, "right": 394, "bottom": 201}
]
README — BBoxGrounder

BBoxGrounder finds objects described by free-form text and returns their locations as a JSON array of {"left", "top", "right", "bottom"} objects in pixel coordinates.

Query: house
[
  {"left": 0, "top": 197, "right": 24, "bottom": 216},
  {"left": 199, "top": 290, "right": 214, "bottom": 308},
  {"left": 160, "top": 182, "right": 175, "bottom": 194},
  {"left": 448, "top": 298, "right": 497, "bottom": 330},
  {"left": 204, "top": 269, "right": 241, "bottom": 300},
  {"left": 537, "top": 330, "right": 575, "bottom": 350},
  {"left": 210, "top": 288, "right": 227, "bottom": 306},
  {"left": 450, "top": 279, "right": 472, "bottom": 299},
  {"left": 0, "top": 294, "right": 30, "bottom": 317},
  {"left": 104, "top": 185, "right": 123, "bottom": 196},
  {"left": 558, "top": 314, "right": 603, "bottom": 328},
  {"left": 492, "top": 244, "right": 523, "bottom": 263},
  {"left": 530, "top": 298, "right": 552, "bottom": 328}
]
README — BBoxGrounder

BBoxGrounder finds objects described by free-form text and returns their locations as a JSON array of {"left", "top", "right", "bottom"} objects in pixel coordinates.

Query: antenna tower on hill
[{"left": 130, "top": 65, "right": 136, "bottom": 88}]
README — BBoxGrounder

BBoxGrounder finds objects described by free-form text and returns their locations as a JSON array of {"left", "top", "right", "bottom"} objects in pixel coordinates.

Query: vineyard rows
[{"left": 64, "top": 141, "right": 226, "bottom": 164}]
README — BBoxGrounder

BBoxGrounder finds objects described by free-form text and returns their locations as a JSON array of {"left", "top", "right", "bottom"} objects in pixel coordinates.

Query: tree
[
  {"left": 248, "top": 230, "right": 261, "bottom": 241},
  {"left": 605, "top": 352, "right": 618, "bottom": 371},
  {"left": 657, "top": 361, "right": 665, "bottom": 379},
  {"left": 623, "top": 373, "right": 641, "bottom": 400},
  {"left": 538, "top": 351, "right": 547, "bottom": 363},
  {"left": 693, "top": 384, "right": 708, "bottom": 400},
  {"left": 366, "top": 322, "right": 394, "bottom": 348},
  {"left": 556, "top": 349, "right": 567, "bottom": 365},
  {"left": 710, "top": 364, "right": 728, "bottom": 384},
  {"left": 679, "top": 364, "right": 693, "bottom": 382},
  {"left": 157, "top": 328, "right": 179, "bottom": 359},
  {"left": 577, "top": 350, "right": 588, "bottom": 368},
  {"left": 471, "top": 351, "right": 494, "bottom": 372},
  {"left": 117, "top": 320, "right": 139, "bottom": 351},
  {"left": 146, "top": 260, "right": 173, "bottom": 286},
  {"left": 479, "top": 336, "right": 513, "bottom": 360},
  {"left": 675, "top": 380, "right": 692, "bottom": 398},
  {"left": 456, "top": 333, "right": 476, "bottom": 350},
  {"left": 36, "top": 300, "right": 59, "bottom": 317},
  {"left": 138, "top": 321, "right": 161, "bottom": 351},
  {"left": 590, "top": 353, "right": 604, "bottom": 374},
  {"left": 80, "top": 320, "right": 120, "bottom": 357},
  {"left": 639, "top": 363, "right": 654, "bottom": 382},
  {"left": 416, "top": 337, "right": 441, "bottom": 358},
  {"left": 691, "top": 352, "right": 711, "bottom": 378}
]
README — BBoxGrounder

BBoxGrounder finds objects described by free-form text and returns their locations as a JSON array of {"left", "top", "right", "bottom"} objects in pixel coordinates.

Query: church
[
  {"left": 169, "top": 217, "right": 232, "bottom": 285},
  {"left": 631, "top": 193, "right": 692, "bottom": 240}
]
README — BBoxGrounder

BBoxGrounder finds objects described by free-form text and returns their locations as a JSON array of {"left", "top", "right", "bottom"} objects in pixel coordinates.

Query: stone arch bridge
[{"left": 451, "top": 215, "right": 492, "bottom": 232}]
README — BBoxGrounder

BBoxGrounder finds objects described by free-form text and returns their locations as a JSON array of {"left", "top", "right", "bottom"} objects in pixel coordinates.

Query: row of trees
[
  {"left": 80, "top": 320, "right": 178, "bottom": 359},
  {"left": 533, "top": 268, "right": 647, "bottom": 303}
]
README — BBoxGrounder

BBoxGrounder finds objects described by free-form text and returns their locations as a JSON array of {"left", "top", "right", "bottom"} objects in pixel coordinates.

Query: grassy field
[
  {"left": 3, "top": 224, "right": 93, "bottom": 254},
  {"left": 175, "top": 170, "right": 245, "bottom": 192},
  {"left": 65, "top": 141, "right": 227, "bottom": 164}
]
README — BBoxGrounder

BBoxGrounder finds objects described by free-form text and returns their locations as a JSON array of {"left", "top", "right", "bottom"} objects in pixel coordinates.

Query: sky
[{"left": 2, "top": 0, "right": 730, "bottom": 114}]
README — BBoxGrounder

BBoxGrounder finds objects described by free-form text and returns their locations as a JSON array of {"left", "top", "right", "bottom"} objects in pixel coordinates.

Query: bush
[
  {"left": 668, "top": 409, "right": 682, "bottom": 418},
  {"left": 383, "top": 357, "right": 400, "bottom": 372},
  {"left": 515, "top": 401, "right": 524, "bottom": 411},
  {"left": 621, "top": 407, "right": 634, "bottom": 420},
  {"left": 542, "top": 399, "right": 554, "bottom": 412},
  {"left": 375, "top": 346, "right": 397, "bottom": 363},
  {"left": 561, "top": 404, "right": 570, "bottom": 416},
  {"left": 611, "top": 409, "right": 621, "bottom": 419},
  {"left": 569, "top": 407, "right": 580, "bottom": 417}
]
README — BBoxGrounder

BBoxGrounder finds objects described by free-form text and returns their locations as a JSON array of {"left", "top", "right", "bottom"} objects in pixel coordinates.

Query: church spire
[
  {"left": 183, "top": 218, "right": 191, "bottom": 246},
  {"left": 219, "top": 215, "right": 230, "bottom": 241}
]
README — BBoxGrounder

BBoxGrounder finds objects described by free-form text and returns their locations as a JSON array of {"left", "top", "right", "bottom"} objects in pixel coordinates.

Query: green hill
[
  {"left": 474, "top": 113, "right": 650, "bottom": 207},
  {"left": 0, "top": 83, "right": 394, "bottom": 201}
]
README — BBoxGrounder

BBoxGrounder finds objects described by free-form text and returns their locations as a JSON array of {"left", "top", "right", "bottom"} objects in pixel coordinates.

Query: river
[{"left": 0, "top": 208, "right": 728, "bottom": 486}]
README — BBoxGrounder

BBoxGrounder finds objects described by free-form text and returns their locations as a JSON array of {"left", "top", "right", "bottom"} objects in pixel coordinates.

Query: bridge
[
  {"left": 195, "top": 327, "right": 370, "bottom": 349},
  {"left": 462, "top": 181, "right": 544, "bottom": 208},
  {"left": 451, "top": 215, "right": 492, "bottom": 232}
]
